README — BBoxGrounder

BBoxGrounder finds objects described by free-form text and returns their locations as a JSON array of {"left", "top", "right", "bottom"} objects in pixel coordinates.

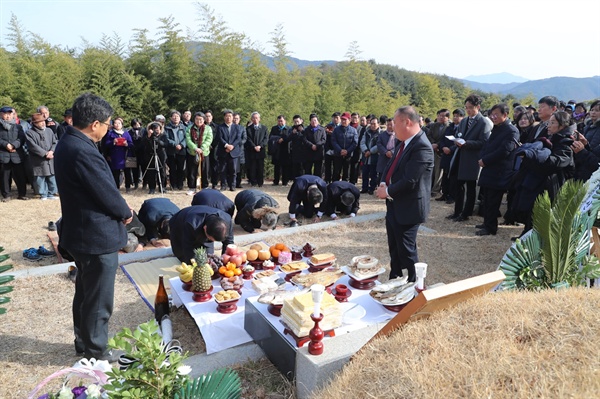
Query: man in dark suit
[
  {"left": 54, "top": 93, "right": 133, "bottom": 361},
  {"left": 191, "top": 188, "right": 235, "bottom": 216},
  {"left": 0, "top": 106, "right": 28, "bottom": 201},
  {"left": 215, "top": 109, "right": 243, "bottom": 191},
  {"left": 376, "top": 106, "right": 434, "bottom": 282},
  {"left": 169, "top": 205, "right": 234, "bottom": 262},
  {"left": 325, "top": 180, "right": 360, "bottom": 219},
  {"left": 287, "top": 174, "right": 328, "bottom": 225},
  {"left": 448, "top": 94, "right": 491, "bottom": 222},
  {"left": 234, "top": 189, "right": 279, "bottom": 233},
  {"left": 245, "top": 112, "right": 268, "bottom": 187},
  {"left": 137, "top": 197, "right": 180, "bottom": 247}
]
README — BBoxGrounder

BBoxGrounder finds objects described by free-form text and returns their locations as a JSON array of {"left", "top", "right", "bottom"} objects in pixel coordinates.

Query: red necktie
[{"left": 385, "top": 142, "right": 405, "bottom": 185}]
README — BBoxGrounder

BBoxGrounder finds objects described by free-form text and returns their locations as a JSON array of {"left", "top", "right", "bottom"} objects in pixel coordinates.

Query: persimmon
[
  {"left": 271, "top": 248, "right": 281, "bottom": 259},
  {"left": 224, "top": 270, "right": 235, "bottom": 277},
  {"left": 234, "top": 268, "right": 242, "bottom": 276},
  {"left": 218, "top": 266, "right": 227, "bottom": 275},
  {"left": 275, "top": 243, "right": 286, "bottom": 251}
]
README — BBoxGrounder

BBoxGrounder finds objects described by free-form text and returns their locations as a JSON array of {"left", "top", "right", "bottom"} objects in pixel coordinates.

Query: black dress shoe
[
  {"left": 454, "top": 215, "right": 469, "bottom": 222},
  {"left": 475, "top": 228, "right": 494, "bottom": 236},
  {"left": 475, "top": 224, "right": 485, "bottom": 229},
  {"left": 445, "top": 199, "right": 455, "bottom": 204},
  {"left": 368, "top": 190, "right": 374, "bottom": 195},
  {"left": 229, "top": 187, "right": 235, "bottom": 192},
  {"left": 435, "top": 195, "right": 447, "bottom": 201},
  {"left": 360, "top": 189, "right": 369, "bottom": 194},
  {"left": 446, "top": 214, "right": 459, "bottom": 220}
]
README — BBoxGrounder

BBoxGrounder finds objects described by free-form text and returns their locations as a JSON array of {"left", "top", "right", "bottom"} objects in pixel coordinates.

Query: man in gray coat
[
  {"left": 25, "top": 113, "right": 58, "bottom": 200},
  {"left": 447, "top": 94, "right": 492, "bottom": 222}
]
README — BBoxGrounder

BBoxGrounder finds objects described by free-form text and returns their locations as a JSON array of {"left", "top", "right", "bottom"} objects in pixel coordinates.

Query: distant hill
[
  {"left": 461, "top": 80, "right": 522, "bottom": 93},
  {"left": 464, "top": 72, "right": 529, "bottom": 84}
]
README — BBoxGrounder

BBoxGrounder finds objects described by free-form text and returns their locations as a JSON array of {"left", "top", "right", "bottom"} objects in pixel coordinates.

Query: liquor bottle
[{"left": 155, "top": 274, "right": 170, "bottom": 325}]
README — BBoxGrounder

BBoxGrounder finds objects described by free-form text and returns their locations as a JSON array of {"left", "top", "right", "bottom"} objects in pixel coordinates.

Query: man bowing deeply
[{"left": 376, "top": 106, "right": 434, "bottom": 282}]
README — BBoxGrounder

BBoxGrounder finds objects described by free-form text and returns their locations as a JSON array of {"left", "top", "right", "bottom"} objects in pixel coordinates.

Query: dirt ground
[{"left": 0, "top": 181, "right": 523, "bottom": 398}]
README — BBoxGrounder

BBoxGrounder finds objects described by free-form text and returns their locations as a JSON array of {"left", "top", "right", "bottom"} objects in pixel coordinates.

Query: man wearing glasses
[{"left": 55, "top": 93, "right": 133, "bottom": 362}]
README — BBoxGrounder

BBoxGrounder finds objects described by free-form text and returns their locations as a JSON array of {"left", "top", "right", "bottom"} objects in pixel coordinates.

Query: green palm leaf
[
  {"left": 498, "top": 231, "right": 542, "bottom": 290},
  {"left": 174, "top": 368, "right": 242, "bottom": 399}
]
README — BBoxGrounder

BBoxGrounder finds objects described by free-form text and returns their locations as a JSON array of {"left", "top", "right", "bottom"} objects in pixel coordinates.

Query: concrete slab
[{"left": 184, "top": 341, "right": 266, "bottom": 378}]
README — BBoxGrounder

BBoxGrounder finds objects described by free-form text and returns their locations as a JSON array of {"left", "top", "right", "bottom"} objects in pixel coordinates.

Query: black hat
[
  {"left": 63, "top": 108, "right": 72, "bottom": 117},
  {"left": 0, "top": 106, "right": 13, "bottom": 113}
]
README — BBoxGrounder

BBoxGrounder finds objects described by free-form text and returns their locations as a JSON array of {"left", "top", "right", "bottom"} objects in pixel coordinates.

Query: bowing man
[
  {"left": 325, "top": 180, "right": 360, "bottom": 219},
  {"left": 376, "top": 106, "right": 434, "bottom": 282}
]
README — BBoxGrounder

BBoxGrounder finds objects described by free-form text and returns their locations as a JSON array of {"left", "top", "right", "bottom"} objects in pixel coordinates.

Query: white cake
[{"left": 281, "top": 291, "right": 342, "bottom": 337}]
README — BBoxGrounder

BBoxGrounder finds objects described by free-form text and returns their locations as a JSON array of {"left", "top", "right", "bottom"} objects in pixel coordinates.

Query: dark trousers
[
  {"left": 303, "top": 160, "right": 323, "bottom": 178},
  {"left": 236, "top": 162, "right": 245, "bottom": 187},
  {"left": 167, "top": 154, "right": 186, "bottom": 189},
  {"left": 361, "top": 163, "right": 378, "bottom": 191},
  {"left": 143, "top": 154, "right": 166, "bottom": 191},
  {"left": 482, "top": 187, "right": 505, "bottom": 234},
  {"left": 218, "top": 156, "right": 237, "bottom": 189},
  {"left": 454, "top": 178, "right": 477, "bottom": 217},
  {"left": 246, "top": 158, "right": 265, "bottom": 186},
  {"left": 323, "top": 154, "right": 334, "bottom": 183},
  {"left": 291, "top": 162, "right": 304, "bottom": 180},
  {"left": 0, "top": 161, "right": 27, "bottom": 198},
  {"left": 349, "top": 158, "right": 360, "bottom": 184},
  {"left": 69, "top": 250, "right": 118, "bottom": 359},
  {"left": 440, "top": 167, "right": 452, "bottom": 199},
  {"left": 111, "top": 169, "right": 133, "bottom": 189},
  {"left": 272, "top": 160, "right": 290, "bottom": 185},
  {"left": 186, "top": 153, "right": 209, "bottom": 189},
  {"left": 332, "top": 156, "right": 350, "bottom": 182},
  {"left": 385, "top": 210, "right": 419, "bottom": 282},
  {"left": 210, "top": 152, "right": 220, "bottom": 188},
  {"left": 504, "top": 188, "right": 516, "bottom": 223}
]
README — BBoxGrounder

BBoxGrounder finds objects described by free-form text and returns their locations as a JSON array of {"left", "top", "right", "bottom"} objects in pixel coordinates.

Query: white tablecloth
[{"left": 170, "top": 271, "right": 397, "bottom": 353}]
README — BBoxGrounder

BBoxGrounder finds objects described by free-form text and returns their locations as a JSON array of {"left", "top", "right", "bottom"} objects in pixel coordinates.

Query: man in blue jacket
[
  {"left": 55, "top": 93, "right": 133, "bottom": 362},
  {"left": 191, "top": 188, "right": 235, "bottom": 216},
  {"left": 138, "top": 197, "right": 181, "bottom": 247},
  {"left": 216, "top": 109, "right": 243, "bottom": 191},
  {"left": 163, "top": 110, "right": 187, "bottom": 190}
]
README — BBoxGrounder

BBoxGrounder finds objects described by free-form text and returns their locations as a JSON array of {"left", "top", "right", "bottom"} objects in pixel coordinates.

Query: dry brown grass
[
  {"left": 314, "top": 287, "right": 600, "bottom": 399},
  {"left": 1, "top": 183, "right": 540, "bottom": 398}
]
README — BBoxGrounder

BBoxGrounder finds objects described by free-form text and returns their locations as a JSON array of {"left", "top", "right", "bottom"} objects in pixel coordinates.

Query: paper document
[{"left": 445, "top": 135, "right": 465, "bottom": 145}]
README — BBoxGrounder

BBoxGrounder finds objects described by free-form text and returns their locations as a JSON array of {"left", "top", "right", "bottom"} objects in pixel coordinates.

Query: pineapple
[{"left": 192, "top": 247, "right": 213, "bottom": 292}]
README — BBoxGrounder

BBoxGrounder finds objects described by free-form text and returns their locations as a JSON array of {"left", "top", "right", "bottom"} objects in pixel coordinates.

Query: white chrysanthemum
[
  {"left": 85, "top": 384, "right": 103, "bottom": 398},
  {"left": 177, "top": 365, "right": 192, "bottom": 375},
  {"left": 57, "top": 386, "right": 72, "bottom": 399}
]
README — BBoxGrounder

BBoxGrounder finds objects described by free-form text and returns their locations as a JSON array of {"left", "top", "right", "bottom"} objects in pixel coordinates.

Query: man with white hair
[{"left": 245, "top": 112, "right": 268, "bottom": 187}]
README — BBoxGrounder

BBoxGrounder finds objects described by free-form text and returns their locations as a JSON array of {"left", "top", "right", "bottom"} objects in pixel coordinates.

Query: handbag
[{"left": 125, "top": 157, "right": 137, "bottom": 168}]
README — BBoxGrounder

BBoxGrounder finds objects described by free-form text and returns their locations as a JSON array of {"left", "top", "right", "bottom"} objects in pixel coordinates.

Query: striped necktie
[{"left": 467, "top": 117, "right": 473, "bottom": 131}]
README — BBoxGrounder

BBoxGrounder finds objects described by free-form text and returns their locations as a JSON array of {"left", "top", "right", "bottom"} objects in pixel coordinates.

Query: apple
[
  {"left": 221, "top": 254, "right": 231, "bottom": 264},
  {"left": 230, "top": 255, "right": 243, "bottom": 267},
  {"left": 226, "top": 244, "right": 238, "bottom": 256},
  {"left": 241, "top": 252, "right": 247, "bottom": 263}
]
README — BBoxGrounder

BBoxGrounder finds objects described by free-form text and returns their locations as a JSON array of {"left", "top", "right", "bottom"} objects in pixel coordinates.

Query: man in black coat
[
  {"left": 476, "top": 104, "right": 519, "bottom": 236},
  {"left": 325, "top": 180, "right": 360, "bottom": 219},
  {"left": 169, "top": 205, "right": 234, "bottom": 262},
  {"left": 0, "top": 106, "right": 28, "bottom": 201},
  {"left": 268, "top": 115, "right": 290, "bottom": 186},
  {"left": 205, "top": 110, "right": 220, "bottom": 189},
  {"left": 234, "top": 189, "right": 279, "bottom": 233},
  {"left": 215, "top": 109, "right": 243, "bottom": 191},
  {"left": 191, "top": 188, "right": 235, "bottom": 216},
  {"left": 54, "top": 93, "right": 133, "bottom": 361},
  {"left": 287, "top": 174, "right": 328, "bottom": 224},
  {"left": 245, "top": 112, "right": 268, "bottom": 187},
  {"left": 138, "top": 198, "right": 181, "bottom": 247},
  {"left": 303, "top": 113, "right": 326, "bottom": 177},
  {"left": 376, "top": 106, "right": 434, "bottom": 282}
]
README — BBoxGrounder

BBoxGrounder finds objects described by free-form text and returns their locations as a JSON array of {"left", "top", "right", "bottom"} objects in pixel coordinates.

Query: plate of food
[
  {"left": 279, "top": 261, "right": 309, "bottom": 274},
  {"left": 369, "top": 279, "right": 415, "bottom": 306},
  {"left": 342, "top": 265, "right": 386, "bottom": 281},
  {"left": 214, "top": 289, "right": 241, "bottom": 304},
  {"left": 290, "top": 269, "right": 344, "bottom": 288},
  {"left": 307, "top": 253, "right": 336, "bottom": 266}
]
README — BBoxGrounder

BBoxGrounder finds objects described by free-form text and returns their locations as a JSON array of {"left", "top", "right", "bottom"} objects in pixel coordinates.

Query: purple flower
[
  {"left": 36, "top": 395, "right": 50, "bottom": 399},
  {"left": 72, "top": 386, "right": 87, "bottom": 397}
]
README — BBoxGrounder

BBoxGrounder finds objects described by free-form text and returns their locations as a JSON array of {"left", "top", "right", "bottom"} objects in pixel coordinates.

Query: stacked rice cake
[{"left": 281, "top": 291, "right": 342, "bottom": 337}]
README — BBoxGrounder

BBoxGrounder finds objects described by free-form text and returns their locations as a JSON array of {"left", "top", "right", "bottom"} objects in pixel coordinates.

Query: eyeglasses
[{"left": 98, "top": 121, "right": 111, "bottom": 127}]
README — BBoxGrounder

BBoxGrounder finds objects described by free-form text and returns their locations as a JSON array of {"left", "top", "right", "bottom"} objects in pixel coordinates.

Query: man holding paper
[{"left": 376, "top": 106, "right": 434, "bottom": 282}]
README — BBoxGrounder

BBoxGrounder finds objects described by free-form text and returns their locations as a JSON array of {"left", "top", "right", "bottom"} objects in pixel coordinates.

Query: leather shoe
[
  {"left": 360, "top": 189, "right": 369, "bottom": 194},
  {"left": 446, "top": 214, "right": 459, "bottom": 220},
  {"left": 454, "top": 215, "right": 469, "bottom": 222},
  {"left": 475, "top": 228, "right": 494, "bottom": 236},
  {"left": 435, "top": 195, "right": 447, "bottom": 201},
  {"left": 475, "top": 224, "right": 485, "bottom": 229}
]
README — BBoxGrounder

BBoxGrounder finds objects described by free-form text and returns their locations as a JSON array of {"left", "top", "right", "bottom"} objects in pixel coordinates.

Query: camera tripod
[{"left": 141, "top": 139, "right": 165, "bottom": 194}]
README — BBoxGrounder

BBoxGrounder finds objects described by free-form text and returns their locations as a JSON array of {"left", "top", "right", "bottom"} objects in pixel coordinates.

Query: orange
[
  {"left": 219, "top": 266, "right": 227, "bottom": 275},
  {"left": 275, "top": 243, "right": 286, "bottom": 251},
  {"left": 271, "top": 248, "right": 280, "bottom": 259},
  {"left": 234, "top": 268, "right": 242, "bottom": 276},
  {"left": 224, "top": 270, "right": 234, "bottom": 277}
]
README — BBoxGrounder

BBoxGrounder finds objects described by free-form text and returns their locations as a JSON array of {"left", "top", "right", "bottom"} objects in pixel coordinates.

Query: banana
[{"left": 181, "top": 270, "right": 194, "bottom": 282}]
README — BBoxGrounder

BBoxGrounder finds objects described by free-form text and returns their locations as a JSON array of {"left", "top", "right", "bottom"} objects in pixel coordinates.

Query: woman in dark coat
[
  {"left": 572, "top": 100, "right": 600, "bottom": 181},
  {"left": 141, "top": 122, "right": 167, "bottom": 194},
  {"left": 513, "top": 111, "right": 575, "bottom": 235}
]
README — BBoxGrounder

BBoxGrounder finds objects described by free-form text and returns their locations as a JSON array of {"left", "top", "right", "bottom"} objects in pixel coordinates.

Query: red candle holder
[{"left": 308, "top": 313, "right": 324, "bottom": 355}]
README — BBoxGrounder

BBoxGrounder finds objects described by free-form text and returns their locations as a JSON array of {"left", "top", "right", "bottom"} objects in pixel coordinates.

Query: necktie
[
  {"left": 467, "top": 117, "right": 473, "bottom": 131},
  {"left": 385, "top": 142, "right": 405, "bottom": 185}
]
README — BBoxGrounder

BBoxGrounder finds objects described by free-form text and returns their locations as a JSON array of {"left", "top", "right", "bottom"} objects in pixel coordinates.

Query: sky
[{"left": 1, "top": 0, "right": 599, "bottom": 81}]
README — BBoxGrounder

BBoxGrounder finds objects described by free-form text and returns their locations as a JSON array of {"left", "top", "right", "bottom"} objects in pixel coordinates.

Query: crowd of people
[{"left": 2, "top": 95, "right": 599, "bottom": 241}]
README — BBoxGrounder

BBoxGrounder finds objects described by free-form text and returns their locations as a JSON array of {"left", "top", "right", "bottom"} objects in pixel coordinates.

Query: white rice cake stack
[{"left": 281, "top": 291, "right": 342, "bottom": 337}]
